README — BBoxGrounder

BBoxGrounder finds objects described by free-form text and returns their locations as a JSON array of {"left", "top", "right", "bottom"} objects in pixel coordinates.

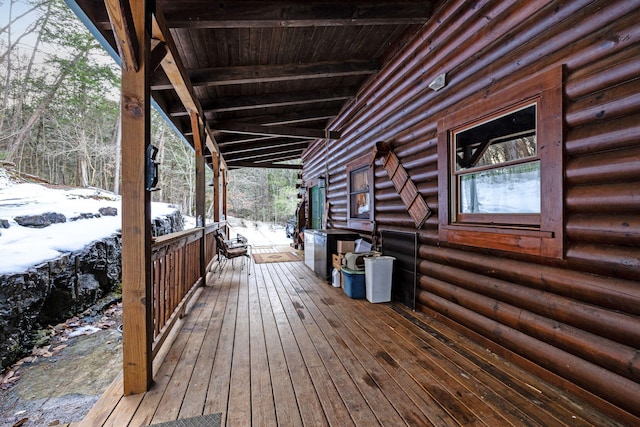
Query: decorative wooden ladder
[{"left": 371, "top": 141, "right": 431, "bottom": 228}]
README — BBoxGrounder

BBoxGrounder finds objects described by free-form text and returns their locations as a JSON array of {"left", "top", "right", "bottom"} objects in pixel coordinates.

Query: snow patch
[{"left": 0, "top": 179, "right": 179, "bottom": 275}]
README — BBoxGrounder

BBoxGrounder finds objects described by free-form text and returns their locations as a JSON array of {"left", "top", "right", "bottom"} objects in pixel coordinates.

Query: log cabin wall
[{"left": 301, "top": 0, "right": 640, "bottom": 423}]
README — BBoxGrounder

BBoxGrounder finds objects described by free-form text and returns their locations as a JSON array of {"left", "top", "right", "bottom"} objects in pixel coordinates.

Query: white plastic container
[
  {"left": 364, "top": 256, "right": 395, "bottom": 303},
  {"left": 331, "top": 268, "right": 341, "bottom": 288}
]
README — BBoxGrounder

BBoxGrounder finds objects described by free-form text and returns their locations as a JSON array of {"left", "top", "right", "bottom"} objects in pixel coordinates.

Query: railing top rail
[
  {"left": 153, "top": 221, "right": 226, "bottom": 250},
  {"left": 205, "top": 221, "right": 225, "bottom": 234},
  {"left": 153, "top": 227, "right": 203, "bottom": 248}
]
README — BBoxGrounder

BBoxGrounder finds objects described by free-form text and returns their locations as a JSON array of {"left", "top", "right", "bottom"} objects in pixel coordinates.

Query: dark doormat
[{"left": 150, "top": 413, "right": 222, "bottom": 427}]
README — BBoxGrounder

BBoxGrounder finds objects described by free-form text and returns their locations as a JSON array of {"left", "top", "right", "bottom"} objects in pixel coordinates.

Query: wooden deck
[{"left": 82, "top": 248, "right": 623, "bottom": 426}]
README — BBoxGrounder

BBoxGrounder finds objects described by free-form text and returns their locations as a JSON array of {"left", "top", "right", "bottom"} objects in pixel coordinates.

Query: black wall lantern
[{"left": 146, "top": 144, "right": 160, "bottom": 191}]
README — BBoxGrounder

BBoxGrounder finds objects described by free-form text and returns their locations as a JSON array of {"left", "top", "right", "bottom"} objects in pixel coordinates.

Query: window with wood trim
[
  {"left": 453, "top": 102, "right": 539, "bottom": 224},
  {"left": 438, "top": 66, "right": 564, "bottom": 258},
  {"left": 347, "top": 156, "right": 374, "bottom": 231}
]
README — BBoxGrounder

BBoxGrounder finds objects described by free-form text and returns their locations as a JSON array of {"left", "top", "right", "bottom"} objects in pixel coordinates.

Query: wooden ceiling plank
[
  {"left": 158, "top": 1, "right": 431, "bottom": 28},
  {"left": 150, "top": 60, "right": 379, "bottom": 89},
  {"left": 212, "top": 122, "right": 340, "bottom": 140},
  {"left": 104, "top": 0, "right": 139, "bottom": 71}
]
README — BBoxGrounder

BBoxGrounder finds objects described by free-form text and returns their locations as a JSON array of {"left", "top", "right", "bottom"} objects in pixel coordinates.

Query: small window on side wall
[
  {"left": 347, "top": 156, "right": 374, "bottom": 231},
  {"left": 438, "top": 66, "right": 564, "bottom": 258}
]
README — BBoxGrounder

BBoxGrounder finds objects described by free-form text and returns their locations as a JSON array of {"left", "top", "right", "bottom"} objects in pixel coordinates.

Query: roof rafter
[
  {"left": 217, "top": 135, "right": 277, "bottom": 147},
  {"left": 212, "top": 121, "right": 339, "bottom": 140},
  {"left": 224, "top": 146, "right": 305, "bottom": 163},
  {"left": 227, "top": 161, "right": 303, "bottom": 170},
  {"left": 150, "top": 60, "right": 379, "bottom": 89},
  {"left": 210, "top": 109, "right": 338, "bottom": 127},
  {"left": 104, "top": 0, "right": 139, "bottom": 71},
  {"left": 167, "top": 88, "right": 354, "bottom": 116},
  {"left": 151, "top": 10, "right": 224, "bottom": 165},
  {"left": 223, "top": 140, "right": 310, "bottom": 156}
]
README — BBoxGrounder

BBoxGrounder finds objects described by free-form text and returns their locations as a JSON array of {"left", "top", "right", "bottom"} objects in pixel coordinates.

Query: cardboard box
[
  {"left": 336, "top": 240, "right": 355, "bottom": 254},
  {"left": 332, "top": 253, "right": 343, "bottom": 270}
]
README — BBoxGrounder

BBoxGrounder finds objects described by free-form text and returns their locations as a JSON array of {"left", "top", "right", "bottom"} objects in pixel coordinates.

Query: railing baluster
[{"left": 149, "top": 225, "right": 220, "bottom": 359}]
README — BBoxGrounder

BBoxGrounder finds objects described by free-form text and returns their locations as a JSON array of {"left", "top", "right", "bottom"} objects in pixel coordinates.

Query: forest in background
[{"left": 0, "top": 0, "right": 298, "bottom": 223}]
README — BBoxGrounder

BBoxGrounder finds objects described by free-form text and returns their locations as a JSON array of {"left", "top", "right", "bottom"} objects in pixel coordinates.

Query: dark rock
[
  {"left": 98, "top": 207, "right": 118, "bottom": 216},
  {"left": 14, "top": 212, "right": 66, "bottom": 228},
  {"left": 70, "top": 212, "right": 101, "bottom": 221},
  {"left": 38, "top": 235, "right": 122, "bottom": 325},
  {"left": 0, "top": 219, "right": 9, "bottom": 228},
  {"left": 0, "top": 268, "right": 51, "bottom": 369},
  {"left": 151, "top": 210, "right": 184, "bottom": 237}
]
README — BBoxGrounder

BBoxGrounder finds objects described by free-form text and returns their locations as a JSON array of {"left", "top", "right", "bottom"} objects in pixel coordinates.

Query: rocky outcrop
[
  {"left": 0, "top": 210, "right": 184, "bottom": 370},
  {"left": 152, "top": 210, "right": 184, "bottom": 237},
  {"left": 98, "top": 206, "right": 118, "bottom": 217},
  {"left": 14, "top": 212, "right": 67, "bottom": 228},
  {"left": 36, "top": 235, "right": 122, "bottom": 326}
]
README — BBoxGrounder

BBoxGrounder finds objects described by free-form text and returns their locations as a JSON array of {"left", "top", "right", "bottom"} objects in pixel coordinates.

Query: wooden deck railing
[{"left": 150, "top": 223, "right": 221, "bottom": 358}]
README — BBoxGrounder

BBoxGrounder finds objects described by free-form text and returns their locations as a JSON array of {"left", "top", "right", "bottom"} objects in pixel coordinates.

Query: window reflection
[{"left": 350, "top": 167, "right": 370, "bottom": 219}]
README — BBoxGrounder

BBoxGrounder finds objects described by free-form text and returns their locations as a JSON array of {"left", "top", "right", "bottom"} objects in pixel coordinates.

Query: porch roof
[
  {"left": 81, "top": 252, "right": 621, "bottom": 426},
  {"left": 69, "top": 0, "right": 434, "bottom": 169}
]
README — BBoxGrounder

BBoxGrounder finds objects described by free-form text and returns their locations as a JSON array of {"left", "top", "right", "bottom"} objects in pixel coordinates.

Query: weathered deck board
[
  {"left": 255, "top": 267, "right": 304, "bottom": 427},
  {"left": 80, "top": 250, "right": 625, "bottom": 426}
]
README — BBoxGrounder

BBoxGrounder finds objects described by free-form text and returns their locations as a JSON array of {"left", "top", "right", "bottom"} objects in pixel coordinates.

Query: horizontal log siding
[{"left": 301, "top": 0, "right": 640, "bottom": 423}]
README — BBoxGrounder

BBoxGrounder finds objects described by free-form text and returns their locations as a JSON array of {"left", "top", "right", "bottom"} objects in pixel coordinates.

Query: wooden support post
[
  {"left": 212, "top": 152, "right": 220, "bottom": 222},
  {"left": 222, "top": 168, "right": 228, "bottom": 221},
  {"left": 190, "top": 111, "right": 206, "bottom": 281},
  {"left": 121, "top": 0, "right": 152, "bottom": 394}
]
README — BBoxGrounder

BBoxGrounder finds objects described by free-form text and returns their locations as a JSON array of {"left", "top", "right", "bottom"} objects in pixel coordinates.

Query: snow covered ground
[
  {"left": 0, "top": 167, "right": 293, "bottom": 275},
  {"left": 226, "top": 216, "right": 293, "bottom": 248},
  {"left": 0, "top": 169, "right": 179, "bottom": 275}
]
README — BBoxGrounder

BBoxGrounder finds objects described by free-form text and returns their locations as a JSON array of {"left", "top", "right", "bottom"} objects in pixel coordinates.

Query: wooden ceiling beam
[
  {"left": 174, "top": 88, "right": 353, "bottom": 115},
  {"left": 151, "top": 13, "right": 198, "bottom": 114},
  {"left": 254, "top": 155, "right": 302, "bottom": 164},
  {"left": 151, "top": 9, "right": 225, "bottom": 168},
  {"left": 223, "top": 140, "right": 310, "bottom": 156},
  {"left": 150, "top": 60, "right": 379, "bottom": 90},
  {"left": 169, "top": 89, "right": 352, "bottom": 116},
  {"left": 212, "top": 109, "right": 338, "bottom": 127},
  {"left": 212, "top": 121, "right": 340, "bottom": 140},
  {"left": 149, "top": 40, "right": 167, "bottom": 72},
  {"left": 157, "top": 1, "right": 431, "bottom": 28},
  {"left": 227, "top": 161, "right": 303, "bottom": 170},
  {"left": 217, "top": 135, "right": 277, "bottom": 147},
  {"left": 225, "top": 146, "right": 305, "bottom": 162},
  {"left": 104, "top": 0, "right": 139, "bottom": 71}
]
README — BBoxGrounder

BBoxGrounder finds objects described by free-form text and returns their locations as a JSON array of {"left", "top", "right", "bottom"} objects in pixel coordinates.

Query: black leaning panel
[{"left": 381, "top": 230, "right": 417, "bottom": 310}]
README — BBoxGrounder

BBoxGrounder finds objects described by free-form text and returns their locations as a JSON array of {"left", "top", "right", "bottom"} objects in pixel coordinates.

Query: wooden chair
[{"left": 212, "top": 230, "right": 251, "bottom": 277}]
